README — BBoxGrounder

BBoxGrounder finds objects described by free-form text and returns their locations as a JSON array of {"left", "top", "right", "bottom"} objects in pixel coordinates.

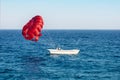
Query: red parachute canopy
[{"left": 22, "top": 15, "right": 44, "bottom": 41}]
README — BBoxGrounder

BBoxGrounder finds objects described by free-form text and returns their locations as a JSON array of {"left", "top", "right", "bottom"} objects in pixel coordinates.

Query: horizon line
[{"left": 0, "top": 29, "right": 120, "bottom": 30}]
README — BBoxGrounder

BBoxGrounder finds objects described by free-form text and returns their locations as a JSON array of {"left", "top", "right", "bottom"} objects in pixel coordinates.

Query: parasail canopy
[{"left": 22, "top": 15, "right": 44, "bottom": 41}]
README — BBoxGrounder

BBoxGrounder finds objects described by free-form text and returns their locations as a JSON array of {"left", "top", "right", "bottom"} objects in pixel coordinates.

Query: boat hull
[{"left": 48, "top": 49, "right": 80, "bottom": 55}]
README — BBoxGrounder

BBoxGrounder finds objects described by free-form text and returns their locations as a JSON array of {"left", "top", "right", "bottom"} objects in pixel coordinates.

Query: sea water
[{"left": 0, "top": 30, "right": 120, "bottom": 80}]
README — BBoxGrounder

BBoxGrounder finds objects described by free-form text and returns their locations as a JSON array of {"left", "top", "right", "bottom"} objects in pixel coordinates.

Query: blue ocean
[{"left": 0, "top": 30, "right": 120, "bottom": 80}]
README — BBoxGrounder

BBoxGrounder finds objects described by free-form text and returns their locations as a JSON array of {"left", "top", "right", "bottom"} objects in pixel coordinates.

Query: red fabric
[{"left": 22, "top": 15, "right": 44, "bottom": 41}]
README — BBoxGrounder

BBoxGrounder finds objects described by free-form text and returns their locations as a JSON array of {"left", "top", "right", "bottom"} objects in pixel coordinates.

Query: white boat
[{"left": 48, "top": 48, "right": 80, "bottom": 55}]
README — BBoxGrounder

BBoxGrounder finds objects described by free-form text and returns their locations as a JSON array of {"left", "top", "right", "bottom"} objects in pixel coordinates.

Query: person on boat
[{"left": 56, "top": 47, "right": 61, "bottom": 50}]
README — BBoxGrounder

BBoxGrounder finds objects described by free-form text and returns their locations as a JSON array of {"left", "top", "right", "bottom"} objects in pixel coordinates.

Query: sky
[{"left": 0, "top": 0, "right": 120, "bottom": 29}]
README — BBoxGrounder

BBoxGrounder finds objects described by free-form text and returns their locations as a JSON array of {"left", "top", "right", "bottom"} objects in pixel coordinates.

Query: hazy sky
[{"left": 0, "top": 0, "right": 120, "bottom": 29}]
